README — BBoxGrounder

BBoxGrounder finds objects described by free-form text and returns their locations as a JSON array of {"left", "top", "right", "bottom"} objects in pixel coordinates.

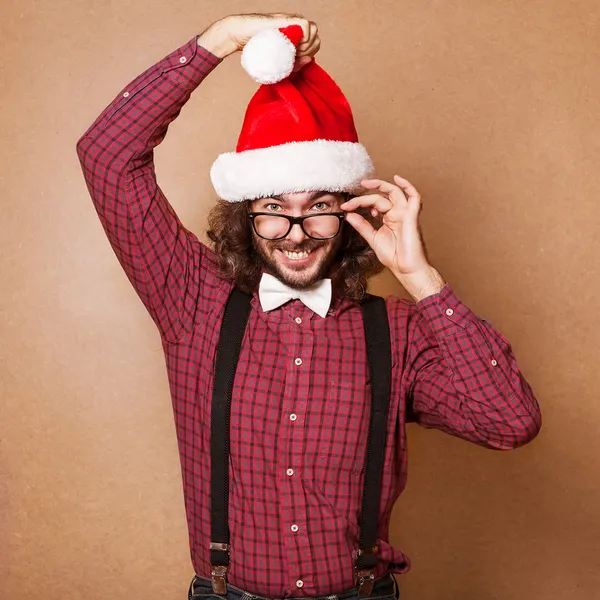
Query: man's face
[{"left": 248, "top": 191, "right": 346, "bottom": 290}]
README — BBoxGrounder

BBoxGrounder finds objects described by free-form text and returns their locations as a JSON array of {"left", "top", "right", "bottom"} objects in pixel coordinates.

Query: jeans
[{"left": 188, "top": 573, "right": 400, "bottom": 600}]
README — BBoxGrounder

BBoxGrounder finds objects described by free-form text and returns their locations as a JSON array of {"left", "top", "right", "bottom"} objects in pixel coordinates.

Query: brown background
[{"left": 2, "top": 0, "right": 599, "bottom": 598}]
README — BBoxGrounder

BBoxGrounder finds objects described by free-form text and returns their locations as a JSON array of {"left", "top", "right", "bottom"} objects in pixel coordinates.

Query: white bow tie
[{"left": 258, "top": 273, "right": 332, "bottom": 318}]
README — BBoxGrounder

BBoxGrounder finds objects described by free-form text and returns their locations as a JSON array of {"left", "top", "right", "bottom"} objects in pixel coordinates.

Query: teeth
[{"left": 282, "top": 249, "right": 311, "bottom": 260}]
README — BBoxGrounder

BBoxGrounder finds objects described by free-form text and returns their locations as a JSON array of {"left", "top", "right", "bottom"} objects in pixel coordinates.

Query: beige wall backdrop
[{"left": 2, "top": 0, "right": 599, "bottom": 598}]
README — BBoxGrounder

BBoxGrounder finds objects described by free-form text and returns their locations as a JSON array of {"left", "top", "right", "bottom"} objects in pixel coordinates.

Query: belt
[{"left": 190, "top": 572, "right": 398, "bottom": 600}]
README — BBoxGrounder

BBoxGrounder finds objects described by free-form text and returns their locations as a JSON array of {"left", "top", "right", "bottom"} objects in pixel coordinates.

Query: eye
[
  {"left": 311, "top": 201, "right": 330, "bottom": 211},
  {"left": 264, "top": 203, "right": 282, "bottom": 212}
]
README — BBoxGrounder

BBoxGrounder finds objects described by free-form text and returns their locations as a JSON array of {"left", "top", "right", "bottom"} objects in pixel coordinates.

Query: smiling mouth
[
  {"left": 275, "top": 247, "right": 322, "bottom": 266},
  {"left": 281, "top": 249, "right": 312, "bottom": 260}
]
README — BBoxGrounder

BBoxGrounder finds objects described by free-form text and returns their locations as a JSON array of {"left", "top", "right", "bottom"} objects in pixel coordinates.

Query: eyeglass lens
[{"left": 254, "top": 214, "right": 340, "bottom": 240}]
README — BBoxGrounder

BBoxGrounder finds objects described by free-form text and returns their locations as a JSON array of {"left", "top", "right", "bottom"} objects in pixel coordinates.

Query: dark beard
[{"left": 252, "top": 236, "right": 340, "bottom": 291}]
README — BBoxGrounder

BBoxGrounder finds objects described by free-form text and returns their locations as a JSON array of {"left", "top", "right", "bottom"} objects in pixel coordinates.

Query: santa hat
[{"left": 210, "top": 25, "right": 374, "bottom": 202}]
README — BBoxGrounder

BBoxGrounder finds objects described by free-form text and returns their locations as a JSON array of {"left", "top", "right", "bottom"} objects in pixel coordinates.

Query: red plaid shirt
[{"left": 76, "top": 35, "right": 542, "bottom": 598}]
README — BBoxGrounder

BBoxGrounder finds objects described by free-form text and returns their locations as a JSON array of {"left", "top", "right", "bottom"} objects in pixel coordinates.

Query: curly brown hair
[{"left": 206, "top": 196, "right": 385, "bottom": 303}]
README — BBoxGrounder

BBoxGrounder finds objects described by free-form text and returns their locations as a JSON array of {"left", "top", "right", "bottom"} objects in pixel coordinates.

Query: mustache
[{"left": 270, "top": 241, "right": 323, "bottom": 252}]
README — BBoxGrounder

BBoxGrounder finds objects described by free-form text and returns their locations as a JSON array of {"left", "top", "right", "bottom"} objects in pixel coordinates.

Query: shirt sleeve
[
  {"left": 76, "top": 36, "right": 226, "bottom": 342},
  {"left": 396, "top": 283, "right": 542, "bottom": 450}
]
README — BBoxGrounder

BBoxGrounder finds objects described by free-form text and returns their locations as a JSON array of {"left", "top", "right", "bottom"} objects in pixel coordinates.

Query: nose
[{"left": 287, "top": 222, "right": 308, "bottom": 244}]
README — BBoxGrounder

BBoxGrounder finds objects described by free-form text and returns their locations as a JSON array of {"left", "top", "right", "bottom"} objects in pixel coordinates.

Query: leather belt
[{"left": 190, "top": 572, "right": 398, "bottom": 600}]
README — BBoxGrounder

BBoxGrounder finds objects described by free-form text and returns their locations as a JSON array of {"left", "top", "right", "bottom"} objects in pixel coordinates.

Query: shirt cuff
[
  {"left": 161, "top": 35, "right": 223, "bottom": 86},
  {"left": 414, "top": 282, "right": 479, "bottom": 339}
]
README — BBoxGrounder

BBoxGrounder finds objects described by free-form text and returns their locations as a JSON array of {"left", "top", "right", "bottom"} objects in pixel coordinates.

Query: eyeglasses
[{"left": 248, "top": 212, "right": 345, "bottom": 240}]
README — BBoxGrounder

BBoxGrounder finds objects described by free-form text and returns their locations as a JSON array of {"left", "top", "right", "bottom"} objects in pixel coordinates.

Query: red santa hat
[{"left": 210, "top": 25, "right": 374, "bottom": 202}]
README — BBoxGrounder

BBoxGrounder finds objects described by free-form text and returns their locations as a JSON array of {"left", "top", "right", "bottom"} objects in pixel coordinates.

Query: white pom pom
[{"left": 241, "top": 29, "right": 297, "bottom": 84}]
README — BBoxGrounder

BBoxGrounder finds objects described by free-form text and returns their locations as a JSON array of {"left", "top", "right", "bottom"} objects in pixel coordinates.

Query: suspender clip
[
  {"left": 355, "top": 545, "right": 378, "bottom": 597},
  {"left": 209, "top": 542, "right": 229, "bottom": 551},
  {"left": 210, "top": 564, "right": 229, "bottom": 595},
  {"left": 355, "top": 568, "right": 375, "bottom": 597}
]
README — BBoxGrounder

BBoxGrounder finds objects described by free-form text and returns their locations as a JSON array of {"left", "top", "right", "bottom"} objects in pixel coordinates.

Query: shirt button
[
  {"left": 286, "top": 468, "right": 294, "bottom": 476},
  {"left": 291, "top": 524, "right": 299, "bottom": 532},
  {"left": 295, "top": 317, "right": 302, "bottom": 324},
  {"left": 179, "top": 56, "right": 187, "bottom": 63},
  {"left": 296, "top": 580, "right": 304, "bottom": 588},
  {"left": 290, "top": 413, "right": 297, "bottom": 421},
  {"left": 446, "top": 308, "right": 454, "bottom": 316},
  {"left": 123, "top": 91, "right": 129, "bottom": 97},
  {"left": 294, "top": 358, "right": 303, "bottom": 366},
  {"left": 491, "top": 359, "right": 498, "bottom": 366}
]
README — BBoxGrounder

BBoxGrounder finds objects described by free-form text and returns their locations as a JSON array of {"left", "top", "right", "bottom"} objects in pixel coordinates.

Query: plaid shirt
[{"left": 76, "top": 35, "right": 542, "bottom": 598}]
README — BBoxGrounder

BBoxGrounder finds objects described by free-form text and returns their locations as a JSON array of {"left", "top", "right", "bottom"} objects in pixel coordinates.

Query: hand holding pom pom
[{"left": 240, "top": 21, "right": 320, "bottom": 83}]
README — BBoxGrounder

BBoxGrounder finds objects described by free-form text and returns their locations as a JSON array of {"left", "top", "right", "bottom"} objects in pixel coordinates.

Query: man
[{"left": 76, "top": 12, "right": 542, "bottom": 600}]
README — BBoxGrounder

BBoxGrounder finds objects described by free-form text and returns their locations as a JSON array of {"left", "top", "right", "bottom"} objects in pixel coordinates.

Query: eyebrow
[{"left": 267, "top": 191, "right": 336, "bottom": 203}]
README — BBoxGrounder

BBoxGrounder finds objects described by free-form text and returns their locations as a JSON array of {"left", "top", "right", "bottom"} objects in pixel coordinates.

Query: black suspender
[
  {"left": 354, "top": 293, "right": 392, "bottom": 596},
  {"left": 209, "top": 288, "right": 392, "bottom": 597},
  {"left": 209, "top": 288, "right": 252, "bottom": 594}
]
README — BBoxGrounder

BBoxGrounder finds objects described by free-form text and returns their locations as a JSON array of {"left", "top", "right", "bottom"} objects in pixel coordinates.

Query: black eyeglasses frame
[{"left": 247, "top": 211, "right": 346, "bottom": 241}]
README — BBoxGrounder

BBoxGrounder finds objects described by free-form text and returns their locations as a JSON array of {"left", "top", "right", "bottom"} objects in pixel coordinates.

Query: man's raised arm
[{"left": 75, "top": 25, "right": 231, "bottom": 341}]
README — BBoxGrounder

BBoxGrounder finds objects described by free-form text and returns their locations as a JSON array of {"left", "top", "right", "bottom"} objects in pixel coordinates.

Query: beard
[{"left": 252, "top": 234, "right": 342, "bottom": 290}]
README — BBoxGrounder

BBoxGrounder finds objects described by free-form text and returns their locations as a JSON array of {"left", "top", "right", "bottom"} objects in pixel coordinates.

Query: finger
[
  {"left": 340, "top": 193, "right": 393, "bottom": 213},
  {"left": 360, "top": 179, "right": 410, "bottom": 209},
  {"left": 344, "top": 212, "right": 377, "bottom": 247},
  {"left": 392, "top": 175, "right": 422, "bottom": 217},
  {"left": 361, "top": 178, "right": 407, "bottom": 196},
  {"left": 297, "top": 36, "right": 320, "bottom": 58},
  {"left": 269, "top": 15, "right": 310, "bottom": 39},
  {"left": 392, "top": 175, "right": 421, "bottom": 201},
  {"left": 298, "top": 21, "right": 318, "bottom": 50},
  {"left": 272, "top": 12, "right": 305, "bottom": 19}
]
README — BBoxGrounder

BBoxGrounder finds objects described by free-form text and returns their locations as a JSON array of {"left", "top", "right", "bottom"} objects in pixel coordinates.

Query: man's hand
[
  {"left": 341, "top": 176, "right": 446, "bottom": 302},
  {"left": 199, "top": 13, "right": 321, "bottom": 71}
]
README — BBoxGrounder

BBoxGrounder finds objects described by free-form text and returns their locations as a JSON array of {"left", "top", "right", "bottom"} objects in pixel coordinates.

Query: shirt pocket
[{"left": 312, "top": 379, "right": 381, "bottom": 475}]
